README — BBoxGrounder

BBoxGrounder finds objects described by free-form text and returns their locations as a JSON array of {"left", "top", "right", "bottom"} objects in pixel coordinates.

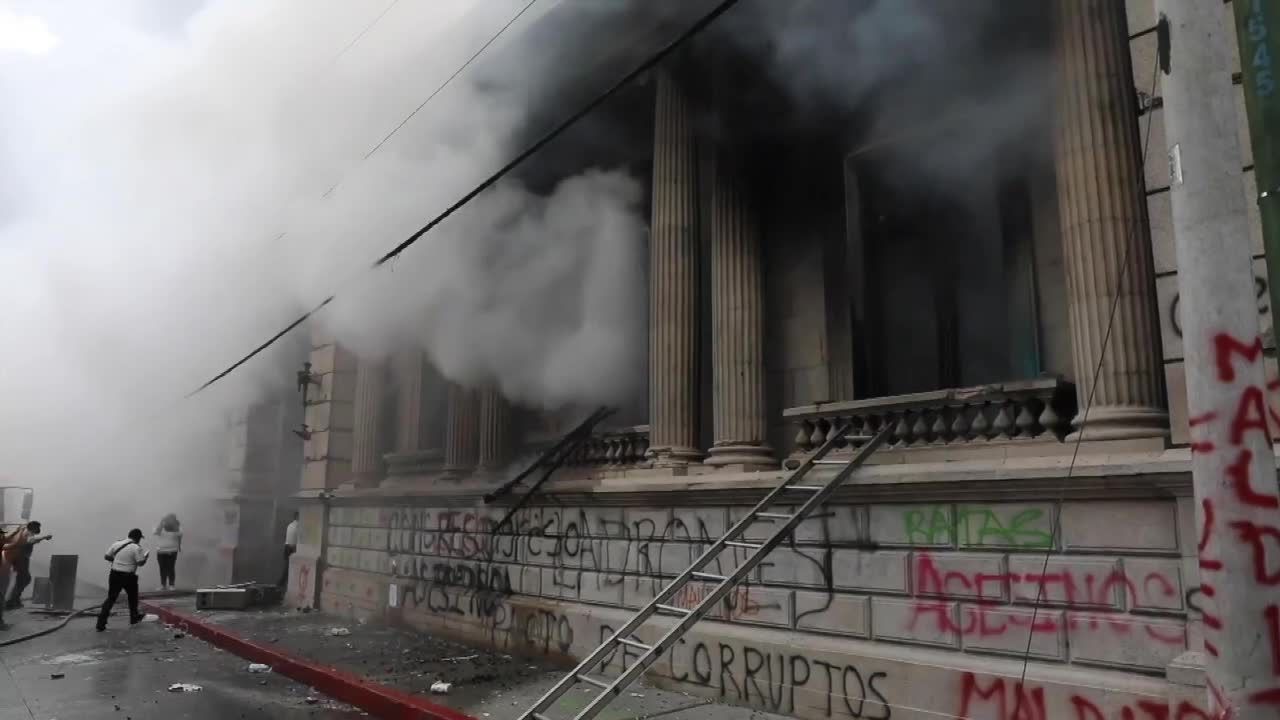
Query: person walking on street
[
  {"left": 279, "top": 511, "right": 298, "bottom": 589},
  {"left": 4, "top": 521, "right": 52, "bottom": 609},
  {"left": 153, "top": 514, "right": 182, "bottom": 591},
  {"left": 97, "top": 529, "right": 149, "bottom": 632}
]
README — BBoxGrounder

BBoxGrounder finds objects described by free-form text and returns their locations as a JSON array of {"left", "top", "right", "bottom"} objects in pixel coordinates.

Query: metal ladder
[{"left": 516, "top": 421, "right": 890, "bottom": 720}]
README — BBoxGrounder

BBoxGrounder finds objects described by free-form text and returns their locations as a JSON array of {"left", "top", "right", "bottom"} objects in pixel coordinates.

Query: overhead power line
[{"left": 188, "top": 0, "right": 742, "bottom": 397}]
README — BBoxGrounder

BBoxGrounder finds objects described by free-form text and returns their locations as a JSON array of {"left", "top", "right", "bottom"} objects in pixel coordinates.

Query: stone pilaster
[
  {"left": 443, "top": 383, "right": 480, "bottom": 474},
  {"left": 1052, "top": 0, "right": 1168, "bottom": 441},
  {"left": 349, "top": 356, "right": 386, "bottom": 487},
  {"left": 477, "top": 388, "right": 511, "bottom": 470},
  {"left": 647, "top": 68, "right": 703, "bottom": 467},
  {"left": 706, "top": 154, "right": 773, "bottom": 467}
]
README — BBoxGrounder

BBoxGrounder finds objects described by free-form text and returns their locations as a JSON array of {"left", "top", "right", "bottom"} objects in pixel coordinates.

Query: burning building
[{"left": 271, "top": 2, "right": 1266, "bottom": 718}]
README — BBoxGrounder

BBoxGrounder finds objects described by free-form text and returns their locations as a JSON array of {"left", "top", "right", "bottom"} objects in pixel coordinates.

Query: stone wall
[{"left": 313, "top": 494, "right": 1208, "bottom": 719}]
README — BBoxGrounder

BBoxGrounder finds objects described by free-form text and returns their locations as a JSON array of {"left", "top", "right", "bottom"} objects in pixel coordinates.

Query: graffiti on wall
[
  {"left": 955, "top": 672, "right": 1213, "bottom": 720},
  {"left": 1184, "top": 332, "right": 1280, "bottom": 714}
]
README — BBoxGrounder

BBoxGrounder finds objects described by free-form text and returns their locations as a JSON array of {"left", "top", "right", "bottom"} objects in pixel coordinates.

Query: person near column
[
  {"left": 152, "top": 514, "right": 182, "bottom": 592},
  {"left": 96, "top": 528, "right": 149, "bottom": 632},
  {"left": 279, "top": 511, "right": 298, "bottom": 589},
  {"left": 0, "top": 526, "right": 24, "bottom": 630},
  {"left": 4, "top": 521, "right": 51, "bottom": 609}
]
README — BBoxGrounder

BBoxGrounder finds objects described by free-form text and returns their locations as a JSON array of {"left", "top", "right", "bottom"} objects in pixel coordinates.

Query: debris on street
[
  {"left": 247, "top": 663, "right": 272, "bottom": 673},
  {"left": 167, "top": 683, "right": 203, "bottom": 693},
  {"left": 442, "top": 654, "right": 478, "bottom": 663},
  {"left": 430, "top": 680, "right": 452, "bottom": 694},
  {"left": 327, "top": 627, "right": 350, "bottom": 637}
]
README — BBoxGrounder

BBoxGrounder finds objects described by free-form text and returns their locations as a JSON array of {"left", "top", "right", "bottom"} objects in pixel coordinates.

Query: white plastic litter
[
  {"left": 442, "top": 655, "right": 478, "bottom": 663},
  {"left": 328, "top": 627, "right": 351, "bottom": 637},
  {"left": 247, "top": 663, "right": 272, "bottom": 673},
  {"left": 140, "top": 614, "right": 159, "bottom": 623},
  {"left": 168, "top": 683, "right": 203, "bottom": 693},
  {"left": 430, "top": 681, "right": 452, "bottom": 694}
]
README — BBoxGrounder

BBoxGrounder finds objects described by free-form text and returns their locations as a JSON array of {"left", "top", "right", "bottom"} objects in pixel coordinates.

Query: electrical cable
[
  {"left": 187, "top": 0, "right": 743, "bottom": 398},
  {"left": 1014, "top": 47, "right": 1164, "bottom": 687}
]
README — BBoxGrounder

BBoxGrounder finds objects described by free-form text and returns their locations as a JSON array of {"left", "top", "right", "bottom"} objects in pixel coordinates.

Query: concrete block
[
  {"left": 308, "top": 342, "right": 357, "bottom": 375},
  {"left": 579, "top": 506, "right": 625, "bottom": 536},
  {"left": 1125, "top": 0, "right": 1156, "bottom": 34},
  {"left": 1061, "top": 500, "right": 1178, "bottom": 553},
  {"left": 516, "top": 565, "right": 542, "bottom": 597},
  {"left": 671, "top": 507, "right": 728, "bottom": 540},
  {"left": 624, "top": 507, "right": 672, "bottom": 537},
  {"left": 794, "top": 591, "right": 870, "bottom": 638},
  {"left": 1237, "top": 84, "right": 1252, "bottom": 167},
  {"left": 958, "top": 605, "right": 1065, "bottom": 660},
  {"left": 1144, "top": 107, "right": 1168, "bottom": 192},
  {"left": 658, "top": 541, "right": 700, "bottom": 577},
  {"left": 1166, "top": 362, "right": 1190, "bottom": 446},
  {"left": 832, "top": 549, "right": 910, "bottom": 595},
  {"left": 1067, "top": 612, "right": 1187, "bottom": 671},
  {"left": 793, "top": 504, "right": 867, "bottom": 544},
  {"left": 759, "top": 546, "right": 831, "bottom": 587},
  {"left": 1149, "top": 190, "right": 1175, "bottom": 274},
  {"left": 1246, "top": 168, "right": 1265, "bottom": 257},
  {"left": 544, "top": 567, "right": 580, "bottom": 600},
  {"left": 912, "top": 553, "right": 1008, "bottom": 601},
  {"left": 522, "top": 533, "right": 558, "bottom": 567},
  {"left": 1130, "top": 30, "right": 1162, "bottom": 101},
  {"left": 1122, "top": 557, "right": 1185, "bottom": 612},
  {"left": 871, "top": 597, "right": 960, "bottom": 648},
  {"left": 730, "top": 505, "right": 799, "bottom": 543},
  {"left": 954, "top": 503, "right": 1054, "bottom": 550},
  {"left": 621, "top": 575, "right": 663, "bottom": 609},
  {"left": 1157, "top": 273, "right": 1184, "bottom": 361},
  {"left": 579, "top": 538, "right": 629, "bottom": 582},
  {"left": 577, "top": 571, "right": 625, "bottom": 606},
  {"left": 1007, "top": 555, "right": 1123, "bottom": 609},
  {"left": 871, "top": 504, "right": 953, "bottom": 547},
  {"left": 721, "top": 585, "right": 792, "bottom": 628}
]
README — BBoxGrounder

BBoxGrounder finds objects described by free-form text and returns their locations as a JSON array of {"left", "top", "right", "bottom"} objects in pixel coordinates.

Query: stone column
[
  {"left": 647, "top": 68, "right": 703, "bottom": 467},
  {"left": 393, "top": 351, "right": 425, "bottom": 453},
  {"left": 706, "top": 153, "right": 773, "bottom": 467},
  {"left": 443, "top": 383, "right": 479, "bottom": 474},
  {"left": 477, "top": 388, "right": 511, "bottom": 470},
  {"left": 1052, "top": 0, "right": 1168, "bottom": 441},
  {"left": 349, "top": 356, "right": 386, "bottom": 487}
]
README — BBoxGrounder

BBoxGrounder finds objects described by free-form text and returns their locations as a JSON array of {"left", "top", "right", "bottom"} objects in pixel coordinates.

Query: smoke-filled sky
[
  {"left": 0, "top": 0, "right": 1051, "bottom": 577},
  {"left": 0, "top": 0, "right": 656, "bottom": 569}
]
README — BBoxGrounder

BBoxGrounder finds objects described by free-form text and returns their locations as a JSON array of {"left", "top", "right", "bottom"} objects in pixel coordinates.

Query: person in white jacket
[
  {"left": 153, "top": 514, "right": 182, "bottom": 591},
  {"left": 96, "top": 528, "right": 149, "bottom": 631}
]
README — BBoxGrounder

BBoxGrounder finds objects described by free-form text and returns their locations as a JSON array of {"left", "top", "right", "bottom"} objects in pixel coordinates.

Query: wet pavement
[
  {"left": 0, "top": 600, "right": 365, "bottom": 720},
  {"left": 147, "top": 598, "right": 787, "bottom": 720}
]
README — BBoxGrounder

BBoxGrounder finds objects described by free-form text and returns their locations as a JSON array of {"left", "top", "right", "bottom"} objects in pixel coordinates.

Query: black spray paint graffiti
[
  {"left": 1170, "top": 275, "right": 1268, "bottom": 338},
  {"left": 603, "top": 629, "right": 894, "bottom": 720}
]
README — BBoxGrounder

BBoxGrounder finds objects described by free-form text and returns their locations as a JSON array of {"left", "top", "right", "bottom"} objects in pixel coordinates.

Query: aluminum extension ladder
[{"left": 516, "top": 421, "right": 891, "bottom": 720}]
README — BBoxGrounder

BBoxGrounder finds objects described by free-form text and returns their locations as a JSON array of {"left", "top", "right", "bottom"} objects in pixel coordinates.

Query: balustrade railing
[
  {"left": 564, "top": 425, "right": 651, "bottom": 468},
  {"left": 783, "top": 378, "right": 1077, "bottom": 455}
]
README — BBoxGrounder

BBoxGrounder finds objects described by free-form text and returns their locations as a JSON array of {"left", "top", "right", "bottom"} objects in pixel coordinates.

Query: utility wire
[
  {"left": 189, "top": 0, "right": 743, "bottom": 397},
  {"left": 1014, "top": 48, "right": 1163, "bottom": 685}
]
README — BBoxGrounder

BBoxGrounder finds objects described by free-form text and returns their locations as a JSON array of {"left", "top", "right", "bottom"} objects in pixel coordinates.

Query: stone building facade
[{"left": 288, "top": 2, "right": 1275, "bottom": 719}]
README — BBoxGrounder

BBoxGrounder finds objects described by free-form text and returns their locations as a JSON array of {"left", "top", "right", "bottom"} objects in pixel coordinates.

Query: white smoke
[{"left": 0, "top": 0, "right": 647, "bottom": 572}]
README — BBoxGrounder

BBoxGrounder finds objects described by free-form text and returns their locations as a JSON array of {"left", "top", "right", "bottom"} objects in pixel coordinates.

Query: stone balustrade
[
  {"left": 565, "top": 426, "right": 651, "bottom": 468},
  {"left": 784, "top": 378, "right": 1077, "bottom": 455}
]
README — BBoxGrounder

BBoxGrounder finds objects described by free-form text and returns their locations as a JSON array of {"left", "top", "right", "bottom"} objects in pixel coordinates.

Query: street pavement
[
  {"left": 147, "top": 598, "right": 790, "bottom": 720},
  {"left": 0, "top": 600, "right": 365, "bottom": 720}
]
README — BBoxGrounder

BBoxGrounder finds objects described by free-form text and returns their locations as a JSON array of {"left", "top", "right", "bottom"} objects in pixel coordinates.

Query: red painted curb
[{"left": 141, "top": 601, "right": 478, "bottom": 720}]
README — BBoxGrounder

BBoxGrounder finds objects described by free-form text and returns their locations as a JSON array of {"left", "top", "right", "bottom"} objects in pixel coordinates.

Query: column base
[
  {"left": 704, "top": 443, "right": 775, "bottom": 470},
  {"left": 647, "top": 445, "right": 704, "bottom": 468},
  {"left": 1066, "top": 405, "right": 1170, "bottom": 442}
]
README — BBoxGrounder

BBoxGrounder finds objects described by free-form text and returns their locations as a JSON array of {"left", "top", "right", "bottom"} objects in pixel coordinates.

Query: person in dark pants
[
  {"left": 279, "top": 511, "right": 298, "bottom": 589},
  {"left": 97, "top": 529, "right": 150, "bottom": 631},
  {"left": 5, "top": 521, "right": 51, "bottom": 609}
]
